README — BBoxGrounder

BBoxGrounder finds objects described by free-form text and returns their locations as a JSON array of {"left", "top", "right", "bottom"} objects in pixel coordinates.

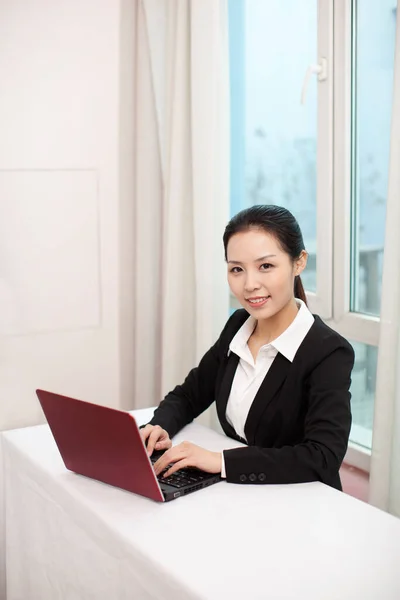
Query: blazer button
[
  {"left": 239, "top": 474, "right": 247, "bottom": 482},
  {"left": 249, "top": 473, "right": 257, "bottom": 482},
  {"left": 258, "top": 473, "right": 266, "bottom": 482}
]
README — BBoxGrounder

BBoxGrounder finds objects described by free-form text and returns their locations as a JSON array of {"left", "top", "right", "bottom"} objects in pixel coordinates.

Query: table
[{"left": 2, "top": 408, "right": 400, "bottom": 600}]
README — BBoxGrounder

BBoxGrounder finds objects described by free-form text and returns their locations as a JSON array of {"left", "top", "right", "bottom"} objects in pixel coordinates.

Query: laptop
[{"left": 36, "top": 389, "right": 221, "bottom": 502}]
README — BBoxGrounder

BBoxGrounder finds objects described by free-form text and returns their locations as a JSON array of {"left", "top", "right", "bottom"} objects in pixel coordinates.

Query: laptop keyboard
[{"left": 150, "top": 454, "right": 207, "bottom": 489}]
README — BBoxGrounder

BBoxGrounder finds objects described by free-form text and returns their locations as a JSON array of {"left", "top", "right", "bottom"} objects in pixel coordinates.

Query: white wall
[{"left": 0, "top": 0, "right": 135, "bottom": 431}]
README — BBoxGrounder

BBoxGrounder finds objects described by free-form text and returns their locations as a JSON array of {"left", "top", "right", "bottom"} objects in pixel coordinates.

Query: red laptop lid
[{"left": 36, "top": 389, "right": 164, "bottom": 502}]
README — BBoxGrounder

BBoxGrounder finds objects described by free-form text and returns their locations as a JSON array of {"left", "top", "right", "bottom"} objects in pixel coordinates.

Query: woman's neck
[{"left": 252, "top": 298, "right": 299, "bottom": 344}]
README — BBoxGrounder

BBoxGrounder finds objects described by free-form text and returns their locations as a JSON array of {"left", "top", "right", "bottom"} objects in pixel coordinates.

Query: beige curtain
[
  {"left": 368, "top": 7, "right": 400, "bottom": 517},
  {"left": 132, "top": 0, "right": 230, "bottom": 426}
]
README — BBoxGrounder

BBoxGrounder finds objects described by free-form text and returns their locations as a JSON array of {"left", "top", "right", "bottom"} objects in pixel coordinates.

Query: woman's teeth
[{"left": 248, "top": 297, "right": 269, "bottom": 304}]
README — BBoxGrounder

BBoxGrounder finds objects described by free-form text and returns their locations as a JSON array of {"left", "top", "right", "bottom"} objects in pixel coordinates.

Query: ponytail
[{"left": 294, "top": 275, "right": 308, "bottom": 306}]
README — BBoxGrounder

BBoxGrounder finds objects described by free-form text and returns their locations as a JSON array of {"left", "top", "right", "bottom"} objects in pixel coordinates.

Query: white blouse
[{"left": 221, "top": 299, "right": 314, "bottom": 478}]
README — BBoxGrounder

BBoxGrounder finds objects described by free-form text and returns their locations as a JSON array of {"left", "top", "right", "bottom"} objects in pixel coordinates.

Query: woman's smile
[{"left": 246, "top": 296, "right": 271, "bottom": 308}]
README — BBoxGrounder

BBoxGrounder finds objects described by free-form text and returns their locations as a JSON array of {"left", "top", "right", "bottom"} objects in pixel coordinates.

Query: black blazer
[{"left": 148, "top": 309, "right": 355, "bottom": 491}]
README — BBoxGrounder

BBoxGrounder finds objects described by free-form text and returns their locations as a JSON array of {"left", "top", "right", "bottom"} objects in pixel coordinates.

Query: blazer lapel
[
  {"left": 216, "top": 352, "right": 240, "bottom": 439},
  {"left": 244, "top": 352, "right": 291, "bottom": 445}
]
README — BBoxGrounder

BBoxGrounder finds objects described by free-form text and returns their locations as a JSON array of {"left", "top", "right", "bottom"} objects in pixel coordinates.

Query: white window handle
[{"left": 301, "top": 57, "right": 328, "bottom": 104}]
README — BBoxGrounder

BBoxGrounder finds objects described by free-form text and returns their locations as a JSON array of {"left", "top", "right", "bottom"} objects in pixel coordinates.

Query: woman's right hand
[{"left": 139, "top": 424, "right": 172, "bottom": 457}]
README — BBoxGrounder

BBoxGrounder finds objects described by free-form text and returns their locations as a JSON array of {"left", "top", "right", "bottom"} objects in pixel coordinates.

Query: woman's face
[{"left": 226, "top": 228, "right": 306, "bottom": 319}]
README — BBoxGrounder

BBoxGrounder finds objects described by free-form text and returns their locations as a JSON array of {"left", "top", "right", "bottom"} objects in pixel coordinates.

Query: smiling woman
[
  {"left": 224, "top": 205, "right": 308, "bottom": 348},
  {"left": 140, "top": 205, "right": 355, "bottom": 491}
]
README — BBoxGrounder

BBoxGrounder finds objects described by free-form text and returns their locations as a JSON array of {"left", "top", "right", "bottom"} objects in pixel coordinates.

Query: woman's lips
[{"left": 246, "top": 296, "right": 270, "bottom": 308}]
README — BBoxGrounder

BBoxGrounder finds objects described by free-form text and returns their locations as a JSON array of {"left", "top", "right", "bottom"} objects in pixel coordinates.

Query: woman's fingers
[
  {"left": 146, "top": 426, "right": 163, "bottom": 456},
  {"left": 155, "top": 438, "right": 172, "bottom": 451},
  {"left": 145, "top": 426, "right": 172, "bottom": 457},
  {"left": 153, "top": 447, "right": 175, "bottom": 475},
  {"left": 139, "top": 424, "right": 153, "bottom": 445},
  {"left": 153, "top": 442, "right": 222, "bottom": 476},
  {"left": 153, "top": 444, "right": 188, "bottom": 475},
  {"left": 163, "top": 459, "right": 189, "bottom": 478}
]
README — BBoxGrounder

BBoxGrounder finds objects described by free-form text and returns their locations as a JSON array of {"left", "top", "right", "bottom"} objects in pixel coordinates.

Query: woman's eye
[
  {"left": 230, "top": 266, "right": 243, "bottom": 273},
  {"left": 260, "top": 263, "right": 272, "bottom": 271}
]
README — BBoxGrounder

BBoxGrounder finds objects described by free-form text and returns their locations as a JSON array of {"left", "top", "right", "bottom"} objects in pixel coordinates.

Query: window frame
[
  {"left": 306, "top": 0, "right": 334, "bottom": 321},
  {"left": 330, "top": 0, "right": 380, "bottom": 349},
  {"left": 328, "top": 0, "right": 380, "bottom": 472}
]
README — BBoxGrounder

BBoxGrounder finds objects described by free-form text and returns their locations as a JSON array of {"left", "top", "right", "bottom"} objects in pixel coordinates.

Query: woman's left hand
[{"left": 153, "top": 442, "right": 222, "bottom": 478}]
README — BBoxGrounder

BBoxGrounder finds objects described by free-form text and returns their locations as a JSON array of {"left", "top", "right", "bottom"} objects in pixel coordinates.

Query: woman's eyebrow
[{"left": 227, "top": 254, "right": 277, "bottom": 265}]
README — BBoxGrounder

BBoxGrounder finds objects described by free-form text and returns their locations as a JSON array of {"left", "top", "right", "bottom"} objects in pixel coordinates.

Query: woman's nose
[{"left": 244, "top": 273, "right": 261, "bottom": 292}]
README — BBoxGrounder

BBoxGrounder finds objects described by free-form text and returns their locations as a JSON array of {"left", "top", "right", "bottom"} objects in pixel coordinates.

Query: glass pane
[
  {"left": 350, "top": 0, "right": 397, "bottom": 316},
  {"left": 229, "top": 0, "right": 317, "bottom": 292},
  {"left": 349, "top": 340, "right": 377, "bottom": 449}
]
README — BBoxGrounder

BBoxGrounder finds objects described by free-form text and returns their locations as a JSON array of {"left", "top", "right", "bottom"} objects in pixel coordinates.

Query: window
[
  {"left": 229, "top": 0, "right": 333, "bottom": 315},
  {"left": 228, "top": 0, "right": 398, "bottom": 470},
  {"left": 335, "top": 0, "right": 397, "bottom": 463},
  {"left": 349, "top": 341, "right": 377, "bottom": 450},
  {"left": 350, "top": 0, "right": 396, "bottom": 317}
]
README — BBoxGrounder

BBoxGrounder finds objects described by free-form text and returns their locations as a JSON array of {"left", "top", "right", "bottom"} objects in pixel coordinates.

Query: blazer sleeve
[
  {"left": 223, "top": 342, "right": 355, "bottom": 486},
  {"left": 146, "top": 311, "right": 241, "bottom": 438}
]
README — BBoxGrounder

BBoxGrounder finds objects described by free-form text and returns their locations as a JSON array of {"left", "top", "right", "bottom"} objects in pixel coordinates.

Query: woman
[{"left": 140, "top": 205, "right": 354, "bottom": 490}]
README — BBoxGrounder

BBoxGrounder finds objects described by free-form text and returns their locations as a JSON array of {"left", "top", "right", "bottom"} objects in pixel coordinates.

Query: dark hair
[{"left": 223, "top": 204, "right": 308, "bottom": 305}]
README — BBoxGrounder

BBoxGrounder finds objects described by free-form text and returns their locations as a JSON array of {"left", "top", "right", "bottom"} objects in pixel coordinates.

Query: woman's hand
[
  {"left": 140, "top": 424, "right": 172, "bottom": 457},
  {"left": 153, "top": 441, "right": 222, "bottom": 478}
]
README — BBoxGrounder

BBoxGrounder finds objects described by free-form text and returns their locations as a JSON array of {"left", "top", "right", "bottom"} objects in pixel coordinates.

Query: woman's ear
[{"left": 294, "top": 250, "right": 308, "bottom": 276}]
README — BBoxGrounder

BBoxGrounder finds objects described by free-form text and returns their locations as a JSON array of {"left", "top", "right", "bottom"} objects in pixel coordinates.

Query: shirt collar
[
  {"left": 270, "top": 299, "right": 314, "bottom": 362},
  {"left": 228, "top": 315, "right": 256, "bottom": 358},
  {"left": 228, "top": 298, "right": 314, "bottom": 363}
]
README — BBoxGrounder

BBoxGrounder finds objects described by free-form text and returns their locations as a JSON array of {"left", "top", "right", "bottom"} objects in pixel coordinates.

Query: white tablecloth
[{"left": 2, "top": 408, "right": 400, "bottom": 600}]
